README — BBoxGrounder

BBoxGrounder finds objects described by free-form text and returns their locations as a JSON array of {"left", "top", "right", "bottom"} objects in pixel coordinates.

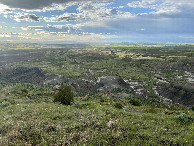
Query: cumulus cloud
[
  {"left": 77, "top": 2, "right": 120, "bottom": 19},
  {"left": 47, "top": 25, "right": 66, "bottom": 29},
  {"left": 44, "top": 2, "right": 120, "bottom": 22},
  {"left": 128, "top": 0, "right": 160, "bottom": 9},
  {"left": 14, "top": 13, "right": 40, "bottom": 21},
  {"left": 0, "top": 4, "right": 10, "bottom": 13},
  {"left": 128, "top": 0, "right": 194, "bottom": 15},
  {"left": 74, "top": 0, "right": 194, "bottom": 41},
  {"left": 2, "top": 9, "right": 13, "bottom": 14},
  {"left": 90, "top": 0, "right": 191, "bottom": 37},
  {"left": 46, "top": 13, "right": 86, "bottom": 22},
  {"left": 1, "top": 0, "right": 194, "bottom": 42},
  {"left": 0, "top": 0, "right": 107, "bottom": 10},
  {"left": 28, "top": 2, "right": 79, "bottom": 12}
]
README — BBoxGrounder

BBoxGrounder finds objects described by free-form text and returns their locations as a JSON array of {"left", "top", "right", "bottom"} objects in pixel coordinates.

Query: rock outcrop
[{"left": 96, "top": 75, "right": 132, "bottom": 92}]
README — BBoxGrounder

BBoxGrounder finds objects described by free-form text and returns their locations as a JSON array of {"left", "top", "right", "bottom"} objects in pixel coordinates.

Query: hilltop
[{"left": 0, "top": 43, "right": 194, "bottom": 145}]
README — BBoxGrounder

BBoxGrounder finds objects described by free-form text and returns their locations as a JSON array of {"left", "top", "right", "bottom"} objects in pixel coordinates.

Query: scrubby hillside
[
  {"left": 0, "top": 43, "right": 194, "bottom": 145},
  {"left": 0, "top": 95, "right": 194, "bottom": 145}
]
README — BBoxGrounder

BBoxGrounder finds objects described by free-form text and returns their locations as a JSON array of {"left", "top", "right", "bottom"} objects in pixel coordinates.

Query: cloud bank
[
  {"left": 0, "top": 0, "right": 193, "bottom": 43},
  {"left": 14, "top": 13, "right": 40, "bottom": 21},
  {"left": 0, "top": 0, "right": 107, "bottom": 10}
]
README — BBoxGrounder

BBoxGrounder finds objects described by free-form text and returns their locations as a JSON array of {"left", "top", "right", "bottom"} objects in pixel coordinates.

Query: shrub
[
  {"left": 114, "top": 102, "right": 123, "bottom": 109},
  {"left": 99, "top": 96, "right": 106, "bottom": 103},
  {"left": 147, "top": 105, "right": 157, "bottom": 113},
  {"left": 129, "top": 98, "right": 141, "bottom": 106},
  {"left": 174, "top": 113, "right": 194, "bottom": 123},
  {"left": 1, "top": 101, "right": 11, "bottom": 107},
  {"left": 53, "top": 85, "right": 74, "bottom": 105},
  {"left": 191, "top": 106, "right": 194, "bottom": 112},
  {"left": 21, "top": 89, "right": 28, "bottom": 94}
]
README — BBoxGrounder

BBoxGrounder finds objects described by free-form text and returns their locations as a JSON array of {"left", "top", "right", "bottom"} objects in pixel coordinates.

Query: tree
[{"left": 53, "top": 85, "right": 74, "bottom": 105}]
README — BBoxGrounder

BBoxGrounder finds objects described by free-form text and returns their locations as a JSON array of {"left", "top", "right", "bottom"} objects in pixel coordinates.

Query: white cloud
[
  {"left": 44, "top": 2, "right": 122, "bottom": 23},
  {"left": 14, "top": 13, "right": 40, "bottom": 21},
  {"left": 0, "top": 4, "right": 11, "bottom": 13},
  {"left": 20, "top": 26, "right": 45, "bottom": 32},
  {"left": 48, "top": 24, "right": 86, "bottom": 34},
  {"left": 128, "top": 0, "right": 159, "bottom": 9},
  {"left": 27, "top": 2, "right": 78, "bottom": 12},
  {"left": 72, "top": 0, "right": 194, "bottom": 40},
  {"left": 0, "top": 0, "right": 193, "bottom": 42},
  {"left": 0, "top": 31, "right": 117, "bottom": 42},
  {"left": 45, "top": 13, "right": 86, "bottom": 22},
  {"left": 128, "top": 0, "right": 194, "bottom": 16},
  {"left": 77, "top": 2, "right": 120, "bottom": 19},
  {"left": 73, "top": 12, "right": 134, "bottom": 31},
  {"left": 47, "top": 25, "right": 66, "bottom": 29}
]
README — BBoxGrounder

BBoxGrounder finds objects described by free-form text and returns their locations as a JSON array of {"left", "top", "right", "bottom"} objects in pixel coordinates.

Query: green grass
[
  {"left": 0, "top": 96, "right": 193, "bottom": 145},
  {"left": 1, "top": 44, "right": 194, "bottom": 145},
  {"left": 4, "top": 44, "right": 194, "bottom": 83}
]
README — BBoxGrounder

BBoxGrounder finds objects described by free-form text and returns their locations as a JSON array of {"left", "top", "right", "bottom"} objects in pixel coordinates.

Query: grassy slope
[
  {"left": 0, "top": 44, "right": 194, "bottom": 145},
  {"left": 0, "top": 97, "right": 193, "bottom": 145}
]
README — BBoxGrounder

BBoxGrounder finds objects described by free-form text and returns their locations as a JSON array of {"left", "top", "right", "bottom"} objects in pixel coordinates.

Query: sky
[{"left": 0, "top": 0, "right": 194, "bottom": 43}]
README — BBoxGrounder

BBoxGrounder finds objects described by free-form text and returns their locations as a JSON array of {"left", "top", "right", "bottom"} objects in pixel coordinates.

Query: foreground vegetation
[
  {"left": 0, "top": 94, "right": 194, "bottom": 145},
  {"left": 0, "top": 43, "right": 194, "bottom": 145}
]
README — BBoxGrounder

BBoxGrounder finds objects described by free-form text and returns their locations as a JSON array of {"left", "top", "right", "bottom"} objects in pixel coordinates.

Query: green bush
[
  {"left": 99, "top": 96, "right": 106, "bottom": 103},
  {"left": 191, "top": 106, "right": 194, "bottom": 112},
  {"left": 21, "top": 89, "right": 28, "bottom": 94},
  {"left": 114, "top": 102, "right": 123, "bottom": 109},
  {"left": 1, "top": 101, "right": 11, "bottom": 107},
  {"left": 129, "top": 98, "right": 141, "bottom": 106},
  {"left": 147, "top": 105, "right": 157, "bottom": 114},
  {"left": 174, "top": 113, "right": 194, "bottom": 123},
  {"left": 53, "top": 85, "right": 74, "bottom": 105}
]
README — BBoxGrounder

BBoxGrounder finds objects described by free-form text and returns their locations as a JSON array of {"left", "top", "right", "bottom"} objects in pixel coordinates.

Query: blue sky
[{"left": 0, "top": 0, "right": 194, "bottom": 43}]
